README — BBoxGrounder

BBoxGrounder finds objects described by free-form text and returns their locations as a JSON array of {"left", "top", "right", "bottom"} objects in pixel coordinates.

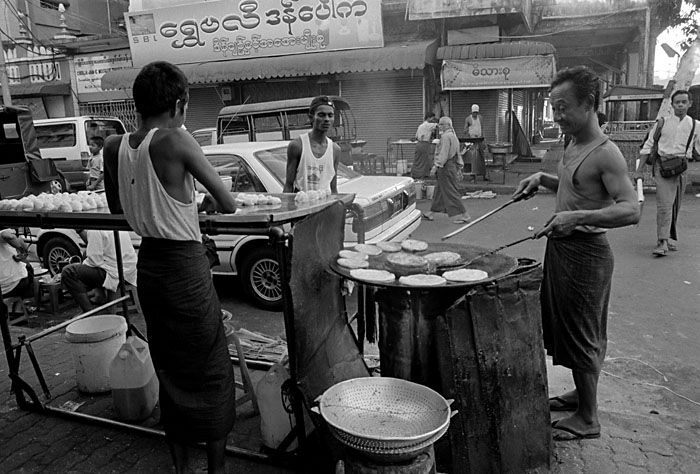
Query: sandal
[{"left": 421, "top": 213, "right": 434, "bottom": 221}]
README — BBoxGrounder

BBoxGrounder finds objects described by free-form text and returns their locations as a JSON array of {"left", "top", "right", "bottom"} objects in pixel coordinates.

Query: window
[
  {"left": 219, "top": 116, "right": 250, "bottom": 143},
  {"left": 84, "top": 119, "right": 126, "bottom": 144},
  {"left": 35, "top": 123, "right": 76, "bottom": 148},
  {"left": 253, "top": 113, "right": 284, "bottom": 141},
  {"left": 204, "top": 154, "right": 263, "bottom": 193}
]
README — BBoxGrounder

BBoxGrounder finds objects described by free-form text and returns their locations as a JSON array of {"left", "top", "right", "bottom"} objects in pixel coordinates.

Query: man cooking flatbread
[{"left": 514, "top": 66, "right": 639, "bottom": 441}]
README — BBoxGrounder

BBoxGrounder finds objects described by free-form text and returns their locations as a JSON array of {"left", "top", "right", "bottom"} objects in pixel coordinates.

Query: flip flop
[
  {"left": 652, "top": 247, "right": 667, "bottom": 257},
  {"left": 551, "top": 420, "right": 601, "bottom": 440},
  {"left": 549, "top": 396, "right": 578, "bottom": 412},
  {"left": 422, "top": 213, "right": 434, "bottom": 221},
  {"left": 452, "top": 218, "right": 471, "bottom": 224}
]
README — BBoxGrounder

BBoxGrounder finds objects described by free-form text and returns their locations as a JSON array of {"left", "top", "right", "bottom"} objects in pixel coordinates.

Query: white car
[{"left": 24, "top": 142, "right": 422, "bottom": 310}]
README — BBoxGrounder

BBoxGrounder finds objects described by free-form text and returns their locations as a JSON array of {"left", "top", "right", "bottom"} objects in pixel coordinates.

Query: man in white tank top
[{"left": 284, "top": 95, "right": 340, "bottom": 193}]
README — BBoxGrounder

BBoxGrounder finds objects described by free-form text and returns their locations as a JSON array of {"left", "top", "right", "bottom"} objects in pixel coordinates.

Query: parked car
[
  {"left": 34, "top": 116, "right": 127, "bottom": 191},
  {"left": 27, "top": 141, "right": 421, "bottom": 311},
  {"left": 191, "top": 127, "right": 217, "bottom": 147}
]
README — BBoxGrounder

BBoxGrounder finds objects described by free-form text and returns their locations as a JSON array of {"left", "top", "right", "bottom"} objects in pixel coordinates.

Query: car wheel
[
  {"left": 50, "top": 176, "right": 68, "bottom": 194},
  {"left": 239, "top": 246, "right": 283, "bottom": 311},
  {"left": 42, "top": 236, "right": 81, "bottom": 276}
]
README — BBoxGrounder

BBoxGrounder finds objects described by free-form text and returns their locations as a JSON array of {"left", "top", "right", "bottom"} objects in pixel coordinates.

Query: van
[
  {"left": 34, "top": 116, "right": 127, "bottom": 191},
  {"left": 215, "top": 96, "right": 362, "bottom": 165},
  {"left": 0, "top": 105, "right": 61, "bottom": 199}
]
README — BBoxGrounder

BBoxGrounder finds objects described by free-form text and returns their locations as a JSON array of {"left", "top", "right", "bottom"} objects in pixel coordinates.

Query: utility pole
[{"left": 0, "top": 41, "right": 13, "bottom": 106}]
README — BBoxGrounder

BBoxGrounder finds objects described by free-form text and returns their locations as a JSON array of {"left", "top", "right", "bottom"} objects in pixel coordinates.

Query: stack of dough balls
[
  {"left": 234, "top": 193, "right": 282, "bottom": 207},
  {"left": 0, "top": 191, "right": 107, "bottom": 212},
  {"left": 294, "top": 189, "right": 331, "bottom": 202}
]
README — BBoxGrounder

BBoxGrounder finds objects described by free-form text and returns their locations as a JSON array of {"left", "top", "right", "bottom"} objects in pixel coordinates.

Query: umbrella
[{"left": 635, "top": 158, "right": 645, "bottom": 222}]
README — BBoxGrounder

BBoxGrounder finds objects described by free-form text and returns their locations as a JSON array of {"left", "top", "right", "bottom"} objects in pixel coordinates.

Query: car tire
[
  {"left": 239, "top": 246, "right": 283, "bottom": 311},
  {"left": 50, "top": 173, "right": 69, "bottom": 194},
  {"left": 42, "top": 236, "right": 81, "bottom": 276}
]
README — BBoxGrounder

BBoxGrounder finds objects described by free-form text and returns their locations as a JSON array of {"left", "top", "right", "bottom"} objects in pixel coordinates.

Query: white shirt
[
  {"left": 294, "top": 133, "right": 335, "bottom": 192},
  {"left": 415, "top": 121, "right": 437, "bottom": 141},
  {"left": 640, "top": 114, "right": 700, "bottom": 158},
  {"left": 84, "top": 230, "right": 137, "bottom": 292},
  {"left": 0, "top": 239, "right": 27, "bottom": 294}
]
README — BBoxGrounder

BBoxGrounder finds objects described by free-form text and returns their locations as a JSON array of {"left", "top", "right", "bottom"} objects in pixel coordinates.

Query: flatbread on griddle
[
  {"left": 376, "top": 241, "right": 402, "bottom": 253},
  {"left": 442, "top": 268, "right": 489, "bottom": 282},
  {"left": 337, "top": 258, "right": 369, "bottom": 269},
  {"left": 339, "top": 250, "right": 368, "bottom": 260},
  {"left": 350, "top": 269, "right": 396, "bottom": 283},
  {"left": 354, "top": 244, "right": 383, "bottom": 256},
  {"left": 424, "top": 251, "right": 461, "bottom": 266},
  {"left": 385, "top": 253, "right": 430, "bottom": 276},
  {"left": 401, "top": 239, "right": 428, "bottom": 252},
  {"left": 398, "top": 274, "right": 446, "bottom": 287}
]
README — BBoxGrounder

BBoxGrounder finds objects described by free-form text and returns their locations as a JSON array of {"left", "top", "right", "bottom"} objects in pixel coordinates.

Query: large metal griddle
[{"left": 330, "top": 242, "right": 518, "bottom": 289}]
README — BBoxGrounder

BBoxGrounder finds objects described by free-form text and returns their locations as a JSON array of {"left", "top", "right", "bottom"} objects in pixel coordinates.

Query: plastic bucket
[
  {"left": 414, "top": 181, "right": 424, "bottom": 200},
  {"left": 65, "top": 315, "right": 128, "bottom": 393},
  {"left": 425, "top": 185, "right": 436, "bottom": 200}
]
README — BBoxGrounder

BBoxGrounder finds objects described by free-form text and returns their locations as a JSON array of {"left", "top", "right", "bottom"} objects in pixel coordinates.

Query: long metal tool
[
  {"left": 442, "top": 191, "right": 536, "bottom": 241},
  {"left": 461, "top": 234, "right": 537, "bottom": 267}
]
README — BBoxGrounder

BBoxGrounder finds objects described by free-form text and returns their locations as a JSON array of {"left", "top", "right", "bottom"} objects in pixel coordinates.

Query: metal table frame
[{"left": 0, "top": 194, "right": 355, "bottom": 467}]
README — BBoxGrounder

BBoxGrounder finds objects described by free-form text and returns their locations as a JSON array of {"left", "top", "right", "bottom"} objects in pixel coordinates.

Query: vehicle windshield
[{"left": 254, "top": 145, "right": 361, "bottom": 186}]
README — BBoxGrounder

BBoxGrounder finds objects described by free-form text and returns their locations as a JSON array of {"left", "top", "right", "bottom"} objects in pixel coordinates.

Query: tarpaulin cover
[{"left": 290, "top": 201, "right": 369, "bottom": 403}]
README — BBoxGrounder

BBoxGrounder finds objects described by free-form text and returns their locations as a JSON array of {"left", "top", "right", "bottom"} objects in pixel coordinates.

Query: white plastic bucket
[
  {"left": 425, "top": 185, "right": 436, "bottom": 200},
  {"left": 65, "top": 315, "right": 128, "bottom": 393},
  {"left": 414, "top": 181, "right": 424, "bottom": 200}
]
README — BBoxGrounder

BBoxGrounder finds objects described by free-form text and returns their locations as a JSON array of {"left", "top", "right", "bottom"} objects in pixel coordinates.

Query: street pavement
[{"left": 2, "top": 161, "right": 700, "bottom": 473}]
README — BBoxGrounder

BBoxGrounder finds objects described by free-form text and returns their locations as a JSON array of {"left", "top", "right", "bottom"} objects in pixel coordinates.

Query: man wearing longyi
[
  {"left": 103, "top": 61, "right": 237, "bottom": 474},
  {"left": 514, "top": 66, "right": 639, "bottom": 441}
]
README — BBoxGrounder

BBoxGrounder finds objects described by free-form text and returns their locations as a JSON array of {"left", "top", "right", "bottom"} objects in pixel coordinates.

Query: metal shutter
[
  {"left": 450, "top": 90, "right": 499, "bottom": 144},
  {"left": 185, "top": 87, "right": 225, "bottom": 133},
  {"left": 341, "top": 71, "right": 424, "bottom": 161}
]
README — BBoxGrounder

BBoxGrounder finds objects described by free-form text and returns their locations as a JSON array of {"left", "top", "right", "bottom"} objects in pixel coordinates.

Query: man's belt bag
[{"left": 658, "top": 154, "right": 688, "bottom": 178}]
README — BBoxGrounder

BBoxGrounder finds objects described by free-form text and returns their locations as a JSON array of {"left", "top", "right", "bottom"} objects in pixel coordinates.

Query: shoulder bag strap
[{"left": 684, "top": 117, "right": 696, "bottom": 155}]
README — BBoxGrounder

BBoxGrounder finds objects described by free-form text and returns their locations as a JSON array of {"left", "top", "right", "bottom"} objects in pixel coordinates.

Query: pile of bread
[
  {"left": 294, "top": 189, "right": 331, "bottom": 202},
  {"left": 337, "top": 239, "right": 488, "bottom": 286},
  {"left": 0, "top": 191, "right": 107, "bottom": 212}
]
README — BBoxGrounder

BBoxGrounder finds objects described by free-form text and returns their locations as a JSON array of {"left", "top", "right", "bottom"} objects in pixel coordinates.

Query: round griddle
[{"left": 330, "top": 242, "right": 518, "bottom": 289}]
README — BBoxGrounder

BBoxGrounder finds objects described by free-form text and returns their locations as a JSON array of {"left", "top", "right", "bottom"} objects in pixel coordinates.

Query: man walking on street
[
  {"left": 411, "top": 112, "right": 438, "bottom": 180},
  {"left": 634, "top": 89, "right": 699, "bottom": 256},
  {"left": 515, "top": 65, "right": 639, "bottom": 441},
  {"left": 464, "top": 104, "right": 488, "bottom": 181}
]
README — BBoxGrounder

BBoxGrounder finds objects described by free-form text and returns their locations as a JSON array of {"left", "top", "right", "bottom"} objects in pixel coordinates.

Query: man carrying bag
[{"left": 634, "top": 89, "right": 700, "bottom": 257}]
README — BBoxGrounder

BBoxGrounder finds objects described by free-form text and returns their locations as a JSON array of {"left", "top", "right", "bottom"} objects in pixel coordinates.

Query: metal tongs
[
  {"left": 442, "top": 189, "right": 538, "bottom": 241},
  {"left": 460, "top": 234, "right": 537, "bottom": 267}
]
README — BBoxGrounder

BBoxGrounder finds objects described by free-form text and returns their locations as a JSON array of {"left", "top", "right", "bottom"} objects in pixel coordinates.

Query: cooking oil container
[{"left": 109, "top": 335, "right": 159, "bottom": 421}]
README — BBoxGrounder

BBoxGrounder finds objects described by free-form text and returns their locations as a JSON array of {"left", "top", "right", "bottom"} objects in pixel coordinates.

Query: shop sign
[
  {"left": 125, "top": 0, "right": 384, "bottom": 68},
  {"left": 441, "top": 56, "right": 555, "bottom": 90},
  {"left": 75, "top": 50, "right": 133, "bottom": 93},
  {"left": 408, "top": 0, "right": 532, "bottom": 21}
]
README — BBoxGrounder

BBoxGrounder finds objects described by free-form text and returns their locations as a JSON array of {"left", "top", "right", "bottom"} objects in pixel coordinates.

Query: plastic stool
[
  {"left": 107, "top": 284, "right": 141, "bottom": 316},
  {"left": 3, "top": 296, "right": 28, "bottom": 325},
  {"left": 35, "top": 280, "right": 71, "bottom": 316}
]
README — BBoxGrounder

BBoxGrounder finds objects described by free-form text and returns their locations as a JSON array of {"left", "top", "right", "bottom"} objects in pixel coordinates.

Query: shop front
[{"left": 437, "top": 41, "right": 557, "bottom": 157}]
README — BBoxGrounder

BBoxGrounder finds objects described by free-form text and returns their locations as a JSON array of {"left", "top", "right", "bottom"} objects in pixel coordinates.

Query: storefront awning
[
  {"left": 4, "top": 81, "right": 71, "bottom": 98},
  {"left": 603, "top": 85, "right": 664, "bottom": 101},
  {"left": 437, "top": 41, "right": 557, "bottom": 90},
  {"left": 437, "top": 41, "right": 556, "bottom": 61},
  {"left": 102, "top": 39, "right": 438, "bottom": 90}
]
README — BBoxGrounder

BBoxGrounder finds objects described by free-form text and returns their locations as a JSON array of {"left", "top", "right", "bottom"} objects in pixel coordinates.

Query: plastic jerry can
[
  {"left": 109, "top": 335, "right": 159, "bottom": 422},
  {"left": 257, "top": 363, "right": 298, "bottom": 450}
]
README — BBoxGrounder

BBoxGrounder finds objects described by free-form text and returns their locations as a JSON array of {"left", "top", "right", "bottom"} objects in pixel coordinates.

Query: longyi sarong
[
  {"left": 137, "top": 238, "right": 236, "bottom": 442},
  {"left": 430, "top": 157, "right": 466, "bottom": 218},
  {"left": 541, "top": 231, "right": 613, "bottom": 374}
]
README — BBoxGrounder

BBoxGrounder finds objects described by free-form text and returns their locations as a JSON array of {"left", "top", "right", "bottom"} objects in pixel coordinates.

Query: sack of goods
[{"left": 658, "top": 155, "right": 688, "bottom": 178}]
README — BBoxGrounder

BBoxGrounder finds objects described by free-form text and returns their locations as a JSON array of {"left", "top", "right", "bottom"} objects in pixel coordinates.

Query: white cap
[{"left": 471, "top": 104, "right": 480, "bottom": 113}]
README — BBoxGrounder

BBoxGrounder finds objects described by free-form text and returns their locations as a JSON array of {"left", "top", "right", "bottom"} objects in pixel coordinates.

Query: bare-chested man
[
  {"left": 514, "top": 65, "right": 639, "bottom": 441},
  {"left": 284, "top": 95, "right": 340, "bottom": 193}
]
